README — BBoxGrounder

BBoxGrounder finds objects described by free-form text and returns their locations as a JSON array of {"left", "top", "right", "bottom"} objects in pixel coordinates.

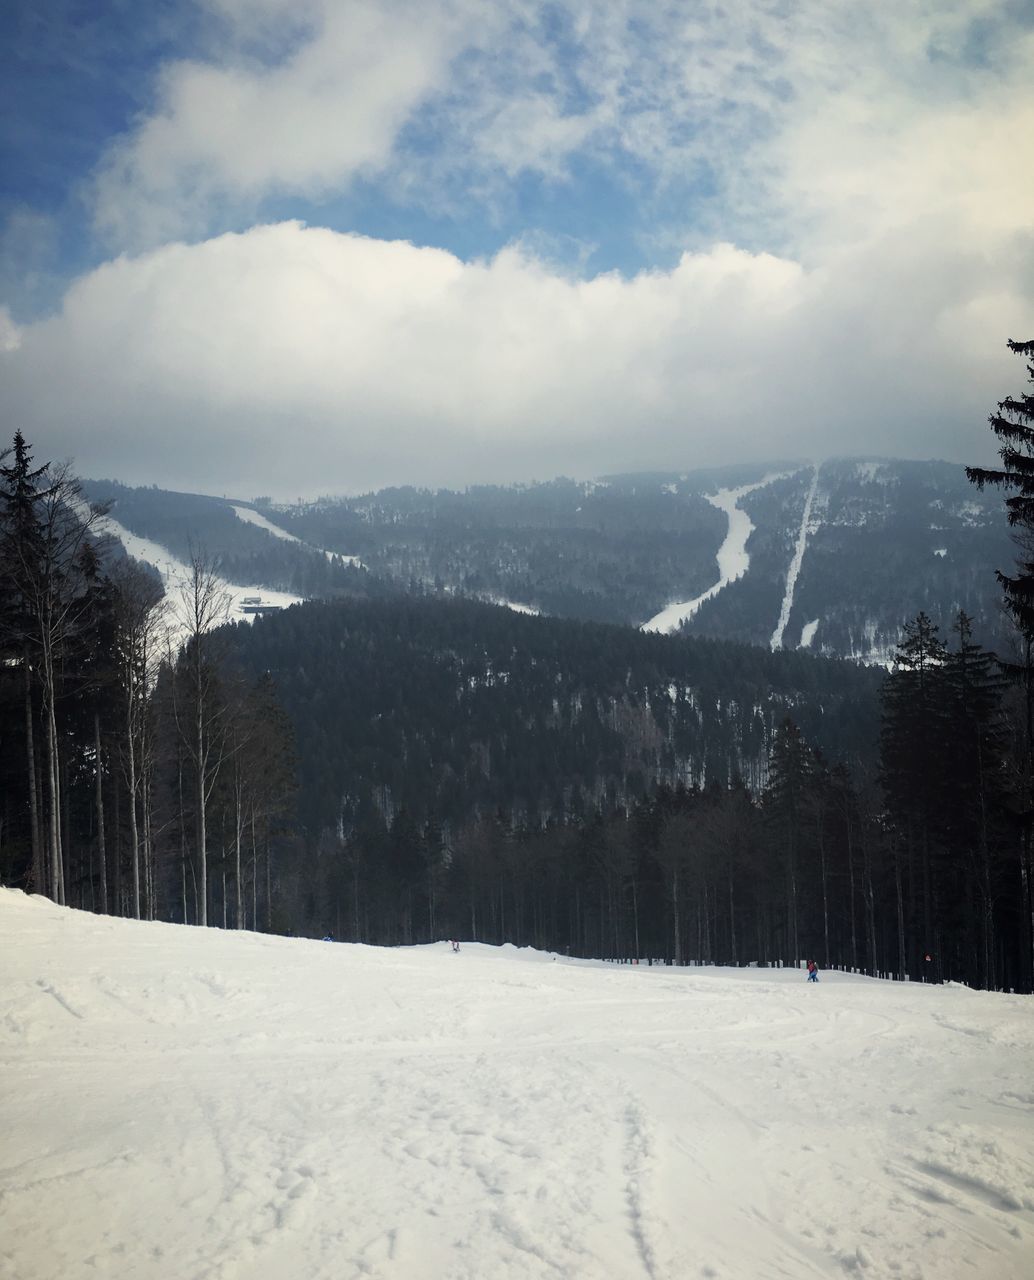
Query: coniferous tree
[
  {"left": 0, "top": 440, "right": 107, "bottom": 902},
  {"left": 967, "top": 339, "right": 1034, "bottom": 988},
  {"left": 879, "top": 612, "right": 948, "bottom": 980},
  {"left": 941, "top": 612, "right": 1010, "bottom": 985},
  {"left": 764, "top": 719, "right": 815, "bottom": 965}
]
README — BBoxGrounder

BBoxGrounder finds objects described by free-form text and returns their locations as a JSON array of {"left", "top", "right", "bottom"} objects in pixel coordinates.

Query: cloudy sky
[{"left": 2, "top": 1, "right": 1032, "bottom": 499}]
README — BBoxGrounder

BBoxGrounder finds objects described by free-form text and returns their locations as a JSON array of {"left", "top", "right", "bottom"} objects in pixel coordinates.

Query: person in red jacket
[{"left": 806, "top": 959, "right": 819, "bottom": 982}]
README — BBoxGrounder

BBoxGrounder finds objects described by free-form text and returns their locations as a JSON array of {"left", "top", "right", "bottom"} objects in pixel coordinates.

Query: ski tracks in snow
[{"left": 5, "top": 901, "right": 1034, "bottom": 1280}]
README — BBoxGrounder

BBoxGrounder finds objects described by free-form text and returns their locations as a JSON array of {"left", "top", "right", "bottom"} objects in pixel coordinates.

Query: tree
[
  {"left": 0, "top": 433, "right": 48, "bottom": 890},
  {"left": 655, "top": 808, "right": 693, "bottom": 965},
  {"left": 0, "top": 436, "right": 107, "bottom": 903},
  {"left": 941, "top": 612, "right": 1009, "bottom": 986},
  {"left": 171, "top": 545, "right": 231, "bottom": 926},
  {"left": 764, "top": 719, "right": 815, "bottom": 965},
  {"left": 879, "top": 613, "right": 948, "bottom": 979},
  {"left": 967, "top": 339, "right": 1034, "bottom": 989},
  {"left": 110, "top": 561, "right": 167, "bottom": 919}
]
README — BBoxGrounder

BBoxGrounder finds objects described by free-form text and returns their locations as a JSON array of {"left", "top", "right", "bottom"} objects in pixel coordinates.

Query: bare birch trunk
[
  {"left": 94, "top": 713, "right": 108, "bottom": 914},
  {"left": 24, "top": 655, "right": 43, "bottom": 892}
]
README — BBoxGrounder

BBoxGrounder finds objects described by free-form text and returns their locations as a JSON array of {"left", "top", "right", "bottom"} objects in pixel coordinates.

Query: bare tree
[
  {"left": 110, "top": 561, "right": 167, "bottom": 918},
  {"left": 171, "top": 545, "right": 231, "bottom": 927}
]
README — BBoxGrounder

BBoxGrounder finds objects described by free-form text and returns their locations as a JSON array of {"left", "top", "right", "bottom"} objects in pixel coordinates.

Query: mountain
[
  {"left": 222, "top": 595, "right": 883, "bottom": 836},
  {"left": 83, "top": 457, "right": 1015, "bottom": 663}
]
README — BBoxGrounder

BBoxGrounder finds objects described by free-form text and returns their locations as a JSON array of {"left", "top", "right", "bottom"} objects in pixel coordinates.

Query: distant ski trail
[
  {"left": 230, "top": 505, "right": 362, "bottom": 567},
  {"left": 771, "top": 464, "right": 820, "bottom": 651},
  {"left": 642, "top": 473, "right": 790, "bottom": 634},
  {"left": 89, "top": 508, "right": 303, "bottom": 644}
]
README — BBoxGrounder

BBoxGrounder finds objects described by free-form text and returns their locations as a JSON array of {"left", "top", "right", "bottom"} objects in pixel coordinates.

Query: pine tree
[
  {"left": 966, "top": 339, "right": 1034, "bottom": 989},
  {"left": 764, "top": 719, "right": 815, "bottom": 966},
  {"left": 879, "top": 612, "right": 948, "bottom": 979},
  {"left": 0, "top": 438, "right": 107, "bottom": 903},
  {"left": 941, "top": 612, "right": 1009, "bottom": 986}
]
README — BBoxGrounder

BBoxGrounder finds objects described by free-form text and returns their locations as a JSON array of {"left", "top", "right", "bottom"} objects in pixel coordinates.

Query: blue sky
[{"left": 2, "top": 1, "right": 1033, "bottom": 497}]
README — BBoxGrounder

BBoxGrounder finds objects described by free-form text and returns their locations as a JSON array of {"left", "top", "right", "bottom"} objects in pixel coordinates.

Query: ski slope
[
  {"left": 770, "top": 463, "right": 821, "bottom": 651},
  {"left": 92, "top": 510, "right": 303, "bottom": 641},
  {"left": 642, "top": 474, "right": 789, "bottom": 635},
  {"left": 229, "top": 505, "right": 363, "bottom": 567},
  {"left": 2, "top": 890, "right": 1033, "bottom": 1280}
]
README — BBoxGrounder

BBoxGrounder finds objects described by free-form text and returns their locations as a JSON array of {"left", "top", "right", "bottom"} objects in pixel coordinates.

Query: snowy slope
[
  {"left": 93, "top": 510, "right": 302, "bottom": 636},
  {"left": 642, "top": 473, "right": 790, "bottom": 634},
  {"left": 771, "top": 463, "right": 821, "bottom": 650},
  {"left": 229, "top": 504, "right": 362, "bottom": 566},
  {"left": 2, "top": 892, "right": 1032, "bottom": 1280}
]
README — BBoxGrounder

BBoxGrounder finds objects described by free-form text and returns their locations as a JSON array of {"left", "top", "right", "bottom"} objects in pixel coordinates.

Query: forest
[{"left": 2, "top": 342, "right": 1033, "bottom": 992}]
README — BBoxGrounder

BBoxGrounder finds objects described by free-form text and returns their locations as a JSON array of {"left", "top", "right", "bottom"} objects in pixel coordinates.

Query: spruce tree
[
  {"left": 967, "top": 339, "right": 1034, "bottom": 989},
  {"left": 941, "top": 612, "right": 1009, "bottom": 986},
  {"left": 879, "top": 612, "right": 948, "bottom": 979},
  {"left": 967, "top": 341, "right": 1034, "bottom": 736}
]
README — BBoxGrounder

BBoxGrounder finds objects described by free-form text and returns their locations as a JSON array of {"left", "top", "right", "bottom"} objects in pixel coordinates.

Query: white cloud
[
  {"left": 1, "top": 216, "right": 1028, "bottom": 498},
  {"left": 92, "top": 0, "right": 496, "bottom": 248},
  {"left": 86, "top": 1, "right": 1034, "bottom": 263},
  {"left": 0, "top": 306, "right": 21, "bottom": 353},
  {"left": 5, "top": 2, "right": 1031, "bottom": 495}
]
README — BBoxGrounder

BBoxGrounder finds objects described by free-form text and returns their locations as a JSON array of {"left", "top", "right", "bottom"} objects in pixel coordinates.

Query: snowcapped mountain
[{"left": 83, "top": 457, "right": 1014, "bottom": 663}]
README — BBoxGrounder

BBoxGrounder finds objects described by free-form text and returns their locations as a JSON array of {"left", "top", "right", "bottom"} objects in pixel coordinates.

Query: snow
[
  {"left": 847, "top": 618, "right": 898, "bottom": 669},
  {"left": 93, "top": 511, "right": 302, "bottom": 641},
  {"left": 771, "top": 464, "right": 821, "bottom": 651},
  {"left": 642, "top": 473, "right": 790, "bottom": 634},
  {"left": 934, "top": 548, "right": 947, "bottom": 558},
  {"left": 855, "top": 461, "right": 885, "bottom": 483},
  {"left": 800, "top": 619, "right": 820, "bottom": 648},
  {"left": 230, "top": 505, "right": 362, "bottom": 567},
  {"left": 4, "top": 890, "right": 1032, "bottom": 1280},
  {"left": 485, "top": 597, "right": 541, "bottom": 616}
]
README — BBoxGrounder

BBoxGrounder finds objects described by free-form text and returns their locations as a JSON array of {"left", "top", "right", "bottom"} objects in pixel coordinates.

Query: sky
[
  {"left": 1, "top": 1, "right": 1033, "bottom": 499},
  {"left": 5, "top": 887, "right": 1034, "bottom": 1279}
]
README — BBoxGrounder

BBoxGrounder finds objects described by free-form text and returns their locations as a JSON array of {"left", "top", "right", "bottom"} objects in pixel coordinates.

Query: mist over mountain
[{"left": 83, "top": 456, "right": 1014, "bottom": 665}]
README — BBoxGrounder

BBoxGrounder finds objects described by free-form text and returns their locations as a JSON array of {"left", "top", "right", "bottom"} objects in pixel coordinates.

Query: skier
[
  {"left": 450, "top": 939, "right": 460, "bottom": 953},
  {"left": 806, "top": 959, "right": 819, "bottom": 982}
]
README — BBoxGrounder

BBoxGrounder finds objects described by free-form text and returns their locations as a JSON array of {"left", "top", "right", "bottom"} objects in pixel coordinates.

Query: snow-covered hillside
[
  {"left": 93, "top": 509, "right": 303, "bottom": 636},
  {"left": 3, "top": 891, "right": 1032, "bottom": 1279},
  {"left": 229, "top": 504, "right": 362, "bottom": 567},
  {"left": 642, "top": 472, "right": 791, "bottom": 634}
]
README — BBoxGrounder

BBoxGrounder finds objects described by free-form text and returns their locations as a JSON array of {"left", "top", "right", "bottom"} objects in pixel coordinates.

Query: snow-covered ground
[
  {"left": 484, "top": 596, "right": 541, "bottom": 616},
  {"left": 229, "top": 505, "right": 362, "bottom": 567},
  {"left": 3, "top": 891, "right": 1032, "bottom": 1280},
  {"left": 770, "top": 464, "right": 821, "bottom": 651},
  {"left": 800, "top": 618, "right": 820, "bottom": 648},
  {"left": 93, "top": 511, "right": 303, "bottom": 642},
  {"left": 643, "top": 474, "right": 789, "bottom": 634}
]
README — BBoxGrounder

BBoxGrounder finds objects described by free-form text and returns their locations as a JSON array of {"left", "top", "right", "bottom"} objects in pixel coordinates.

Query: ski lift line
[
  {"left": 640, "top": 470, "right": 796, "bottom": 635},
  {"left": 771, "top": 462, "right": 821, "bottom": 652}
]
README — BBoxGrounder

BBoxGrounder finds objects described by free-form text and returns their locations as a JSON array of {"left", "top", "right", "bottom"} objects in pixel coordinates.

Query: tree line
[
  {"left": 1, "top": 434, "right": 294, "bottom": 927},
  {"left": 1, "top": 340, "right": 1032, "bottom": 990}
]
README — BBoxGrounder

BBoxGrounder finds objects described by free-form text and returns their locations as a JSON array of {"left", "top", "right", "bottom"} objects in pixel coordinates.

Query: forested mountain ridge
[
  {"left": 84, "top": 457, "right": 1012, "bottom": 663},
  {"left": 7, "top": 419, "right": 1033, "bottom": 992},
  {"left": 223, "top": 595, "right": 884, "bottom": 837}
]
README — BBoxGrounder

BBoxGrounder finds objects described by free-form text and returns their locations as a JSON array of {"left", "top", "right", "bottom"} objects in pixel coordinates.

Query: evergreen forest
[{"left": 3, "top": 342, "right": 1033, "bottom": 992}]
